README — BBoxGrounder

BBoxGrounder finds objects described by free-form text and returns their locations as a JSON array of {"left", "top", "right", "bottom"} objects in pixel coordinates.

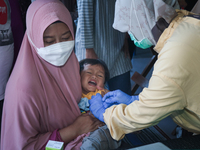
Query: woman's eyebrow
[
  {"left": 43, "top": 31, "right": 70, "bottom": 39},
  {"left": 62, "top": 31, "right": 70, "bottom": 36}
]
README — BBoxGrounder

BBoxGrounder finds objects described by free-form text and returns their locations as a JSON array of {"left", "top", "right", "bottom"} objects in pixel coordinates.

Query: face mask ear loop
[
  {"left": 133, "top": 0, "right": 145, "bottom": 39},
  {"left": 27, "top": 34, "right": 38, "bottom": 51}
]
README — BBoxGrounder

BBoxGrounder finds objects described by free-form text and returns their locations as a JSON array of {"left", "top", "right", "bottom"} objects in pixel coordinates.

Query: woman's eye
[
  {"left": 62, "top": 34, "right": 72, "bottom": 41},
  {"left": 87, "top": 72, "right": 92, "bottom": 74},
  {"left": 44, "top": 40, "right": 54, "bottom": 45},
  {"left": 62, "top": 37, "right": 70, "bottom": 41}
]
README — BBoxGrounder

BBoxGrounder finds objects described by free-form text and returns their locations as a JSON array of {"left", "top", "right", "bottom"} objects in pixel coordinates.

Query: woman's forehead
[{"left": 43, "top": 22, "right": 70, "bottom": 36}]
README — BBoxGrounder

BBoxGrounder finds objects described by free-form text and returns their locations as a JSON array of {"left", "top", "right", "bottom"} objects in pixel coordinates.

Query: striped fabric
[{"left": 75, "top": 0, "right": 132, "bottom": 78}]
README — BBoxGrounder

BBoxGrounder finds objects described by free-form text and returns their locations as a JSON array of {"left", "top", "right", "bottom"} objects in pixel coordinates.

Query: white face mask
[
  {"left": 37, "top": 41, "right": 74, "bottom": 66},
  {"left": 28, "top": 35, "right": 74, "bottom": 66}
]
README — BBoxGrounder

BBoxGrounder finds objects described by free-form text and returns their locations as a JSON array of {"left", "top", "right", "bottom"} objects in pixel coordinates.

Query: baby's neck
[
  {"left": 83, "top": 90, "right": 98, "bottom": 95},
  {"left": 82, "top": 89, "right": 102, "bottom": 99}
]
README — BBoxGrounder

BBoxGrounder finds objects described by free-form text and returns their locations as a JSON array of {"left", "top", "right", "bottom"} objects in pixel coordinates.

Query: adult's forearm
[
  {"left": 59, "top": 124, "right": 79, "bottom": 144},
  {"left": 86, "top": 48, "right": 98, "bottom": 59}
]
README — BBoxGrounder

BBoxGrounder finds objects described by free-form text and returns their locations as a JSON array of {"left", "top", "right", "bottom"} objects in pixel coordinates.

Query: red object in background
[{"left": 0, "top": 0, "right": 7, "bottom": 24}]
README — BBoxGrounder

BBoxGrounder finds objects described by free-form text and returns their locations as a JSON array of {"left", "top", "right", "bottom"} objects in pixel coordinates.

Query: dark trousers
[
  {"left": 108, "top": 71, "right": 131, "bottom": 95},
  {"left": 0, "top": 99, "right": 4, "bottom": 132}
]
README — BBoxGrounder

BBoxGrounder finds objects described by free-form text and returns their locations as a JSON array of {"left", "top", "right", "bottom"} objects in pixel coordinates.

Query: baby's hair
[{"left": 79, "top": 59, "right": 110, "bottom": 83}]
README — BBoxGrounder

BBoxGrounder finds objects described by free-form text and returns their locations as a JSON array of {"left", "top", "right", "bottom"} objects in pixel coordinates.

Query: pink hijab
[{"left": 1, "top": 0, "right": 84, "bottom": 149}]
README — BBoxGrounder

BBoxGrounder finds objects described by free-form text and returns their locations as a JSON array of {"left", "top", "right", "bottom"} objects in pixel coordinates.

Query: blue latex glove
[
  {"left": 89, "top": 93, "right": 105, "bottom": 122},
  {"left": 102, "top": 90, "right": 139, "bottom": 108}
]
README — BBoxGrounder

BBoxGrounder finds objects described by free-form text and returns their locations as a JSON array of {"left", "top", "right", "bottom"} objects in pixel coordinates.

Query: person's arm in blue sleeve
[
  {"left": 79, "top": 0, "right": 98, "bottom": 58},
  {"left": 79, "top": 0, "right": 94, "bottom": 49}
]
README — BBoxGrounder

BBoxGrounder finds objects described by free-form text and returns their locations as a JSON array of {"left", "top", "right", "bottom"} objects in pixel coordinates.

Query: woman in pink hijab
[{"left": 1, "top": 0, "right": 103, "bottom": 149}]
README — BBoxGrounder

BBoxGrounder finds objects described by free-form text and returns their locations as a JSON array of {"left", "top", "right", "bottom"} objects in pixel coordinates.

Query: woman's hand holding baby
[
  {"left": 73, "top": 113, "right": 104, "bottom": 135},
  {"left": 59, "top": 112, "right": 104, "bottom": 143}
]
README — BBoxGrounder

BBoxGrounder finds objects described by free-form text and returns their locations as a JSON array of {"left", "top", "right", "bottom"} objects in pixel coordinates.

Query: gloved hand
[
  {"left": 102, "top": 90, "right": 139, "bottom": 108},
  {"left": 89, "top": 93, "right": 105, "bottom": 122}
]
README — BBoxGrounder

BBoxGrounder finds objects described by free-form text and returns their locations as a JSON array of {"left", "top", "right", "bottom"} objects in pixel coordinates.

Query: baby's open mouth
[{"left": 88, "top": 81, "right": 97, "bottom": 86}]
